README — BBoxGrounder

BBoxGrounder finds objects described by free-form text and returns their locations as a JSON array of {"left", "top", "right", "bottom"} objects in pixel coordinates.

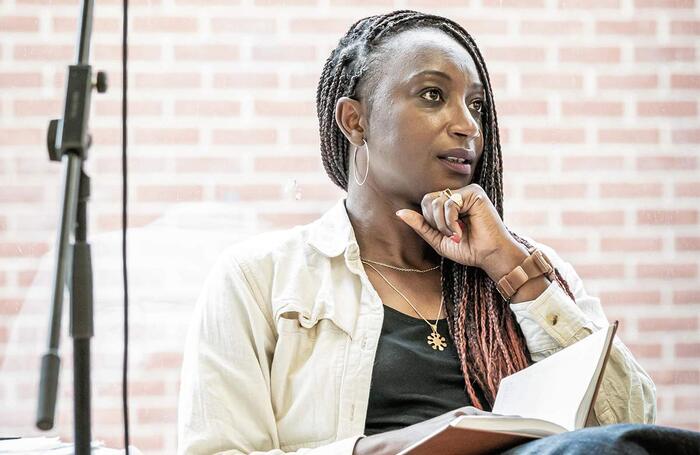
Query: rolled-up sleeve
[
  {"left": 507, "top": 242, "right": 657, "bottom": 426},
  {"left": 177, "top": 251, "right": 361, "bottom": 455}
]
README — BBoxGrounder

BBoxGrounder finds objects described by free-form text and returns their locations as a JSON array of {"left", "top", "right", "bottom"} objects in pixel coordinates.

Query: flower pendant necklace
[{"left": 361, "top": 260, "right": 448, "bottom": 351}]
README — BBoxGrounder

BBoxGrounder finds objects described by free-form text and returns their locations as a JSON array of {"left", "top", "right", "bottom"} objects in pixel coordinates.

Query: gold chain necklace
[
  {"left": 361, "top": 258, "right": 440, "bottom": 273},
  {"left": 361, "top": 260, "right": 448, "bottom": 351}
]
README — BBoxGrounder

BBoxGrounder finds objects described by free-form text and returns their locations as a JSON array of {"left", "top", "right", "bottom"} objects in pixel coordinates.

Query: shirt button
[{"left": 549, "top": 314, "right": 559, "bottom": 325}]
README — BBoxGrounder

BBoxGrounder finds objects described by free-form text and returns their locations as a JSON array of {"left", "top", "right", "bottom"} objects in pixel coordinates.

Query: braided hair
[{"left": 316, "top": 10, "right": 577, "bottom": 409}]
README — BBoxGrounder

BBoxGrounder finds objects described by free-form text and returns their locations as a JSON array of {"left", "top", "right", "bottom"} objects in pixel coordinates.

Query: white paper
[{"left": 492, "top": 326, "right": 611, "bottom": 432}]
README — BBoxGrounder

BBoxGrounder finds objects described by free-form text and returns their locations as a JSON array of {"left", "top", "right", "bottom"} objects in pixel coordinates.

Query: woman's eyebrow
[
  {"left": 408, "top": 69, "right": 452, "bottom": 82},
  {"left": 406, "top": 69, "right": 484, "bottom": 91}
]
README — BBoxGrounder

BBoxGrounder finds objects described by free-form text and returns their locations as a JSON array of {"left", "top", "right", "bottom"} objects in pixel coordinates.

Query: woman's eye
[
  {"left": 470, "top": 99, "right": 484, "bottom": 112},
  {"left": 420, "top": 89, "right": 442, "bottom": 102}
]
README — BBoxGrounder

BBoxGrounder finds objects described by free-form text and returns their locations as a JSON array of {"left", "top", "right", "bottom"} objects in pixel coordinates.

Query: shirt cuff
[{"left": 509, "top": 280, "right": 595, "bottom": 349}]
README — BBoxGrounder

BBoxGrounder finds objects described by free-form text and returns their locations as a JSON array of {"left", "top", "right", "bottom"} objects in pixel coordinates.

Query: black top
[{"left": 364, "top": 304, "right": 488, "bottom": 436}]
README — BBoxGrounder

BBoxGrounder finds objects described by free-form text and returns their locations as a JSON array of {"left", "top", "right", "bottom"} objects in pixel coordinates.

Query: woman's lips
[{"left": 439, "top": 157, "right": 472, "bottom": 175}]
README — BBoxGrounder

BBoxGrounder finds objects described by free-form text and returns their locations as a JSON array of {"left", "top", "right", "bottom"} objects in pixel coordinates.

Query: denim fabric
[{"left": 504, "top": 424, "right": 700, "bottom": 455}]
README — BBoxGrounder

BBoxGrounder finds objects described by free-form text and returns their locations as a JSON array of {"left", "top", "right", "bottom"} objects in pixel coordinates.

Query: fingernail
[
  {"left": 395, "top": 210, "right": 403, "bottom": 217},
  {"left": 450, "top": 234, "right": 460, "bottom": 243}
]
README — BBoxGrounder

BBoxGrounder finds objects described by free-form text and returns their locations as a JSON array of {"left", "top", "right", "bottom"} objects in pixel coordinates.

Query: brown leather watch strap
[{"left": 496, "top": 248, "right": 555, "bottom": 302}]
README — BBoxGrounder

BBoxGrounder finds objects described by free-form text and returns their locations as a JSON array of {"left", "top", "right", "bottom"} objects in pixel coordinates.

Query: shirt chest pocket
[{"left": 270, "top": 298, "right": 351, "bottom": 448}]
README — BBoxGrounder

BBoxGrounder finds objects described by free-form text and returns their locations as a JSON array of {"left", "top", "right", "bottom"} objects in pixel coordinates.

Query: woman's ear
[{"left": 334, "top": 97, "right": 366, "bottom": 146}]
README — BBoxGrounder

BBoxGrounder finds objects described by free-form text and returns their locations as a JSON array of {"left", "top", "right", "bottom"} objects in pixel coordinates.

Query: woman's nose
[{"left": 448, "top": 101, "right": 481, "bottom": 140}]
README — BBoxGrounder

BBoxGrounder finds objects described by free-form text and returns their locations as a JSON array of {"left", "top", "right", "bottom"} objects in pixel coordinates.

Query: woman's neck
[{"left": 345, "top": 189, "right": 440, "bottom": 270}]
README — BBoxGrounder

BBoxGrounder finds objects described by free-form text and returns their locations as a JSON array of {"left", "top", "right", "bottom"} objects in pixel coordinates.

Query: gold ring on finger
[{"left": 447, "top": 193, "right": 464, "bottom": 210}]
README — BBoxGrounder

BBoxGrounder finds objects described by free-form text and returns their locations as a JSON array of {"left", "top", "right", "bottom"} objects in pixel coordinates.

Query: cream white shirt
[{"left": 177, "top": 198, "right": 656, "bottom": 455}]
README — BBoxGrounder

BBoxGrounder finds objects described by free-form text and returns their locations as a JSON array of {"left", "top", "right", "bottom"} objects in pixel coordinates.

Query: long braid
[{"left": 316, "top": 10, "right": 577, "bottom": 409}]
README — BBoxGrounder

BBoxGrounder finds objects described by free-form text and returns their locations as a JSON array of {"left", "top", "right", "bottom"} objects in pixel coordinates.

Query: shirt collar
[{"left": 306, "top": 197, "right": 358, "bottom": 258}]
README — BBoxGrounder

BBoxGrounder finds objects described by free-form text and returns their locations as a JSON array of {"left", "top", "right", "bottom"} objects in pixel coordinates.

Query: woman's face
[{"left": 359, "top": 27, "right": 486, "bottom": 203}]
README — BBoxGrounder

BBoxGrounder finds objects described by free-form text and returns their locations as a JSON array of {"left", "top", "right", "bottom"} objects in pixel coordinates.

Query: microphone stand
[{"left": 36, "top": 1, "right": 107, "bottom": 453}]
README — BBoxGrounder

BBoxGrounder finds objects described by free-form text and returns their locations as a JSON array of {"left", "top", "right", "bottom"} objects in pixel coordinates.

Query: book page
[
  {"left": 492, "top": 325, "right": 614, "bottom": 432},
  {"left": 451, "top": 415, "right": 567, "bottom": 437}
]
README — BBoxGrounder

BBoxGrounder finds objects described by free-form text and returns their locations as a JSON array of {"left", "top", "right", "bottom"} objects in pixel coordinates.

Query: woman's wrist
[
  {"left": 480, "top": 239, "right": 529, "bottom": 283},
  {"left": 480, "top": 240, "right": 551, "bottom": 304},
  {"left": 352, "top": 429, "right": 408, "bottom": 455}
]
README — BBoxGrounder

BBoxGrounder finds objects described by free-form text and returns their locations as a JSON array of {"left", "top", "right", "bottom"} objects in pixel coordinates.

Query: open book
[{"left": 398, "top": 322, "right": 618, "bottom": 455}]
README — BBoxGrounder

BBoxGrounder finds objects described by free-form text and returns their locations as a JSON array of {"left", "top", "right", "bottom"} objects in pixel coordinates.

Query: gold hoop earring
[{"left": 353, "top": 139, "right": 370, "bottom": 186}]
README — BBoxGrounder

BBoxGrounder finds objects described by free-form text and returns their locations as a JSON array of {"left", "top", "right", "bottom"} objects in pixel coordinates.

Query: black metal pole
[
  {"left": 36, "top": 153, "right": 80, "bottom": 431},
  {"left": 71, "top": 169, "right": 94, "bottom": 454},
  {"left": 37, "top": 2, "right": 104, "bottom": 454}
]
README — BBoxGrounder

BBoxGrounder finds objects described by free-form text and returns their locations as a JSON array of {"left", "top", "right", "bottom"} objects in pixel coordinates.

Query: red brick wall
[{"left": 1, "top": 0, "right": 698, "bottom": 451}]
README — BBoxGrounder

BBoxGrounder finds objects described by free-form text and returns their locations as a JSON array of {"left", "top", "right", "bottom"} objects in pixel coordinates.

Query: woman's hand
[
  {"left": 396, "top": 183, "right": 514, "bottom": 268},
  {"left": 353, "top": 406, "right": 494, "bottom": 455}
]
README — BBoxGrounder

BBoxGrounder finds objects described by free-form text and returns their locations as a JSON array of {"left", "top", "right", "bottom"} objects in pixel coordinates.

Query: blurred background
[{"left": 1, "top": 0, "right": 698, "bottom": 452}]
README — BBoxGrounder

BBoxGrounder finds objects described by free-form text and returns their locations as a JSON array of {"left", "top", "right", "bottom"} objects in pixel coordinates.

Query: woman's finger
[
  {"left": 432, "top": 195, "right": 453, "bottom": 238},
  {"left": 395, "top": 209, "right": 444, "bottom": 253},
  {"left": 420, "top": 193, "right": 438, "bottom": 232},
  {"left": 444, "top": 197, "right": 462, "bottom": 239}
]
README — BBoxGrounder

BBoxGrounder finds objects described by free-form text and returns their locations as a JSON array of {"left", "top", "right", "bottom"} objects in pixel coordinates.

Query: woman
[{"left": 178, "top": 10, "right": 664, "bottom": 454}]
